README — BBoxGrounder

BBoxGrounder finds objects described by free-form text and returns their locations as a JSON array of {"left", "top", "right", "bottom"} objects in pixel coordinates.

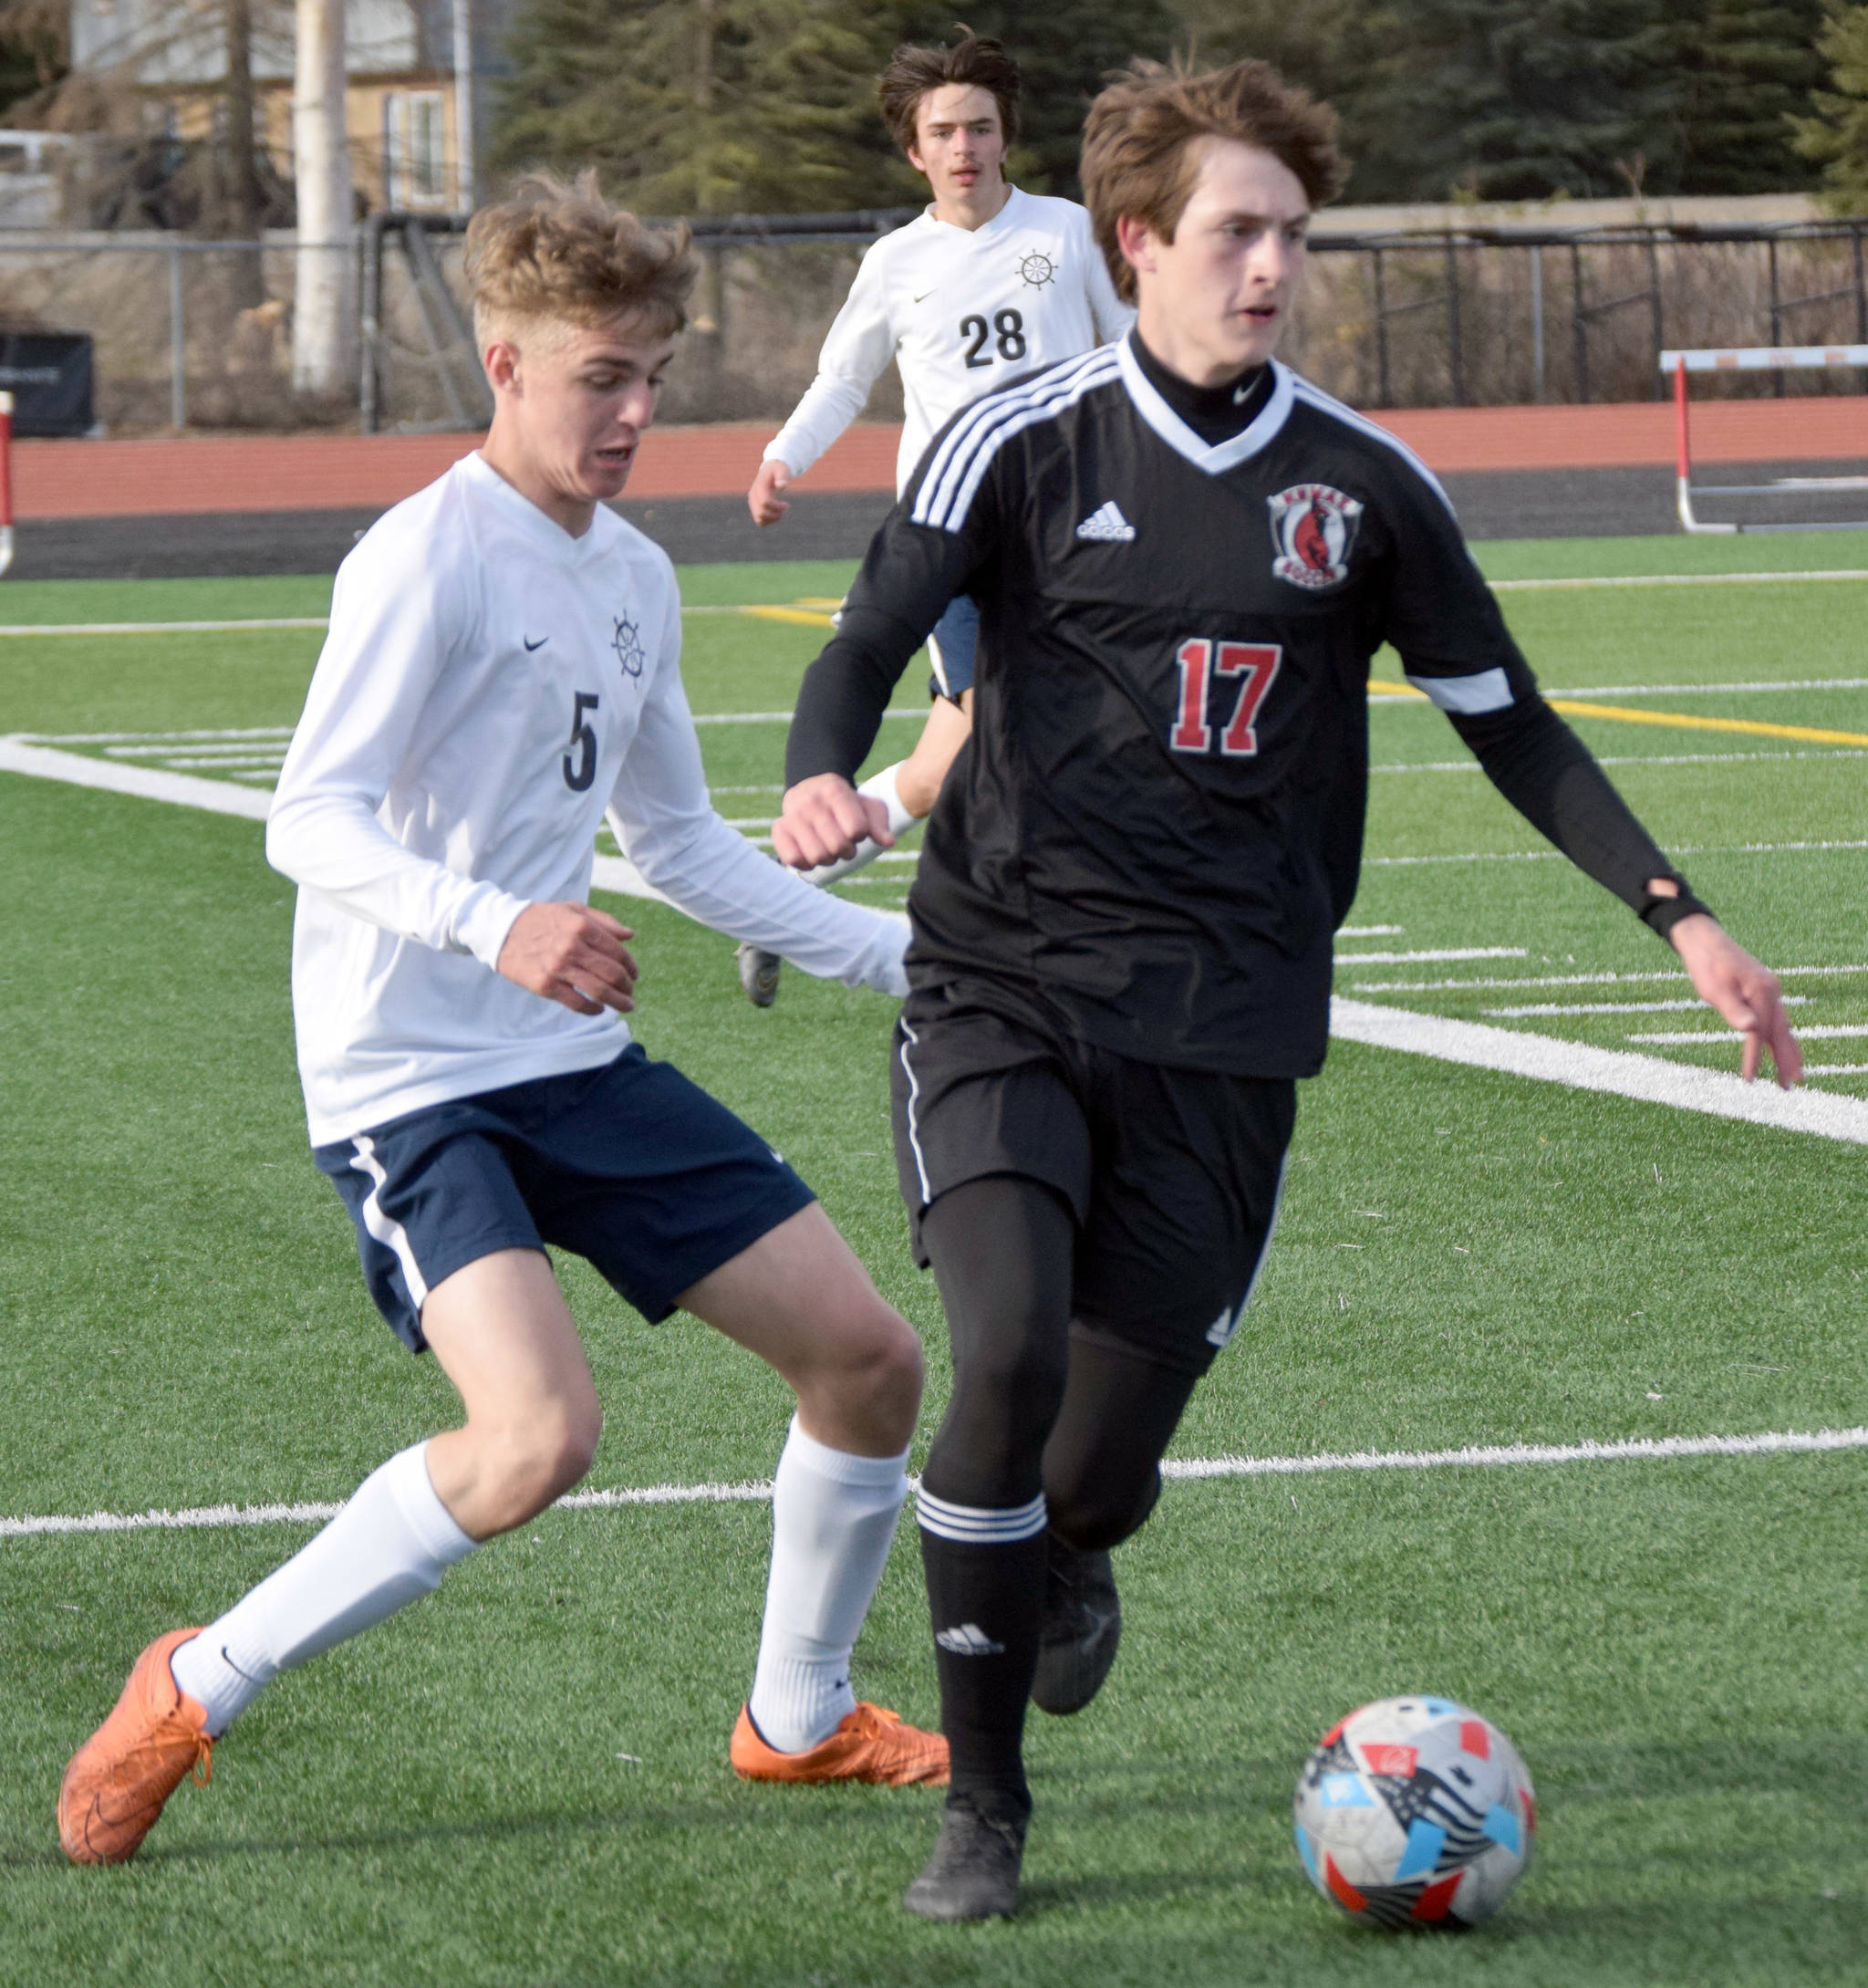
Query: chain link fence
[{"left": 3, "top": 215, "right": 1866, "bottom": 433}]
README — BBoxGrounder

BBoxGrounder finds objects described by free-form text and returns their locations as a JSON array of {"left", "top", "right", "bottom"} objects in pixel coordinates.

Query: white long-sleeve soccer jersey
[
  {"left": 765, "top": 188, "right": 1133, "bottom": 494},
  {"left": 269, "top": 452, "right": 908, "bottom": 1145}
]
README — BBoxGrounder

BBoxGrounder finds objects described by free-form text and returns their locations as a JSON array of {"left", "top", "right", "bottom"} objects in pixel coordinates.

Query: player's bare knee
[
  {"left": 806, "top": 1304, "right": 921, "bottom": 1444},
  {"left": 848, "top": 1310, "right": 923, "bottom": 1421},
  {"left": 487, "top": 1403, "right": 599, "bottom": 1521}
]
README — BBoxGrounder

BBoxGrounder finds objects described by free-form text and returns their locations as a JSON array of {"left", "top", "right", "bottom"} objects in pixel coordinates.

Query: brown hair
[
  {"left": 464, "top": 170, "right": 698, "bottom": 347},
  {"left": 1081, "top": 58, "right": 1347, "bottom": 303},
  {"left": 877, "top": 26, "right": 1022, "bottom": 156}
]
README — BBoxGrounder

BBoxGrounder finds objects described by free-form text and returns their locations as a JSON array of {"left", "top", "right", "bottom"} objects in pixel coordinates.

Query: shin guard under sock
[{"left": 918, "top": 1490, "right": 1048, "bottom": 1806}]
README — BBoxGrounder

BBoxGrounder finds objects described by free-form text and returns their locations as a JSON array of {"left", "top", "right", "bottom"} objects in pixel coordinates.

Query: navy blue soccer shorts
[
  {"left": 315, "top": 1046, "right": 816, "bottom": 1353},
  {"left": 927, "top": 595, "right": 979, "bottom": 703}
]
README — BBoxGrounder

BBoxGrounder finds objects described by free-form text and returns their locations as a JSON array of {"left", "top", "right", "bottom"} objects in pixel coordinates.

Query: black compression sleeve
[
  {"left": 784, "top": 603, "right": 926, "bottom": 788},
  {"left": 1449, "top": 695, "right": 1716, "bottom": 934}
]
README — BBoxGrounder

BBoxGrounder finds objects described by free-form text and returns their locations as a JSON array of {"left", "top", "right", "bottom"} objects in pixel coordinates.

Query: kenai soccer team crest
[{"left": 1267, "top": 484, "right": 1364, "bottom": 591}]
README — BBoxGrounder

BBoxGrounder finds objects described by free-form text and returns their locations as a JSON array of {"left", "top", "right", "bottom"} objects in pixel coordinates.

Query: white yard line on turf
[
  {"left": 1487, "top": 997, "right": 1812, "bottom": 1017},
  {"left": 1331, "top": 997, "right": 1868, "bottom": 1142},
  {"left": 0, "top": 619, "right": 328, "bottom": 637},
  {"left": 1375, "top": 750, "right": 1867, "bottom": 774},
  {"left": 1539, "top": 677, "right": 1868, "bottom": 698},
  {"left": 1366, "top": 838, "right": 1868, "bottom": 868},
  {"left": 7, "top": 1426, "right": 1864, "bottom": 1539},
  {"left": 1159, "top": 1426, "right": 1868, "bottom": 1479},
  {"left": 1488, "top": 570, "right": 1868, "bottom": 592},
  {"left": 1632, "top": 1023, "right": 1868, "bottom": 1044},
  {"left": 1353, "top": 965, "right": 1867, "bottom": 993},
  {"left": 1334, "top": 947, "right": 1525, "bottom": 964},
  {"left": 0, "top": 736, "right": 272, "bottom": 820}
]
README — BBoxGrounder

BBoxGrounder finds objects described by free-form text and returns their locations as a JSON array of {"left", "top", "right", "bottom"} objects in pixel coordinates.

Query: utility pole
[
  {"left": 224, "top": 0, "right": 265, "bottom": 306},
  {"left": 293, "top": 0, "right": 354, "bottom": 395},
  {"left": 452, "top": 0, "right": 475, "bottom": 213}
]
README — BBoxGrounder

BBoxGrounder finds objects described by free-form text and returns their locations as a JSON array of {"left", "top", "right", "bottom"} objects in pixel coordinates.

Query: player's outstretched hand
[
  {"left": 748, "top": 460, "right": 792, "bottom": 527},
  {"left": 498, "top": 902, "right": 638, "bottom": 1016},
  {"left": 773, "top": 774, "right": 895, "bottom": 870},
  {"left": 1668, "top": 911, "right": 1801, "bottom": 1087}
]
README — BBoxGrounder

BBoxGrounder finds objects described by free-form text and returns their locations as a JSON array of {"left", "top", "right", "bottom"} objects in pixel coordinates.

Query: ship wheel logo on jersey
[
  {"left": 1017, "top": 250, "right": 1056, "bottom": 290},
  {"left": 611, "top": 613, "right": 645, "bottom": 679},
  {"left": 1267, "top": 484, "right": 1365, "bottom": 592}
]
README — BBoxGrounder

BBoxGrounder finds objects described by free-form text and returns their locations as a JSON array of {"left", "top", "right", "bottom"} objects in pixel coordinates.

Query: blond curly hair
[{"left": 464, "top": 171, "right": 699, "bottom": 349}]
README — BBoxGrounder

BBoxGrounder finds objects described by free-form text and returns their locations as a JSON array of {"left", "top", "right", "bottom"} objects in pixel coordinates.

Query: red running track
[{"left": 8, "top": 398, "right": 1868, "bottom": 520}]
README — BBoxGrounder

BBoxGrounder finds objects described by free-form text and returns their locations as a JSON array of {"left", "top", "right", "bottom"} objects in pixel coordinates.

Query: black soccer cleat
[
  {"left": 1031, "top": 1535, "right": 1122, "bottom": 1716},
  {"left": 735, "top": 942, "right": 782, "bottom": 1007},
  {"left": 902, "top": 1793, "right": 1029, "bottom": 1922}
]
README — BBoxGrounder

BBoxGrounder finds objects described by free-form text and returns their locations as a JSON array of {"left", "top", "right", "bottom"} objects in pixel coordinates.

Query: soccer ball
[{"left": 1292, "top": 1696, "right": 1536, "bottom": 1930}]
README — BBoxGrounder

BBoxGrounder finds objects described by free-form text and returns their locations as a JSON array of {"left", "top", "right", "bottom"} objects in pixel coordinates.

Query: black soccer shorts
[{"left": 891, "top": 979, "right": 1296, "bottom": 1375}]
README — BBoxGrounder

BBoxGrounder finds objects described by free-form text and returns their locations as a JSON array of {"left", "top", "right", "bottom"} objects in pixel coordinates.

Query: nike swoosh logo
[
  {"left": 913, "top": 289, "right": 936, "bottom": 303},
  {"left": 524, "top": 635, "right": 548, "bottom": 651}
]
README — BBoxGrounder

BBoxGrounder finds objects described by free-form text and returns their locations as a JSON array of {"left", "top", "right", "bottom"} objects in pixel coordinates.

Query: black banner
[{"left": 0, "top": 333, "right": 94, "bottom": 436}]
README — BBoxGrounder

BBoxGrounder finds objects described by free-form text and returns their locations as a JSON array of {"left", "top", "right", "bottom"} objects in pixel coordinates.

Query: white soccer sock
[
  {"left": 169, "top": 1442, "right": 476, "bottom": 1736},
  {"left": 747, "top": 1416, "right": 910, "bottom": 1753},
  {"left": 799, "top": 764, "right": 917, "bottom": 888}
]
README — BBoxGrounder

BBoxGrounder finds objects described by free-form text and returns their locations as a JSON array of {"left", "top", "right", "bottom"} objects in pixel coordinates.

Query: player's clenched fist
[
  {"left": 746, "top": 459, "right": 793, "bottom": 527},
  {"left": 498, "top": 901, "right": 638, "bottom": 1015},
  {"left": 773, "top": 774, "right": 896, "bottom": 871}
]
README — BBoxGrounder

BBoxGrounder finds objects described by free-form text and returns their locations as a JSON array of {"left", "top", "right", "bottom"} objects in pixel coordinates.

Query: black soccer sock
[
  {"left": 917, "top": 1175, "right": 1078, "bottom": 1808},
  {"left": 918, "top": 1522, "right": 1047, "bottom": 1810}
]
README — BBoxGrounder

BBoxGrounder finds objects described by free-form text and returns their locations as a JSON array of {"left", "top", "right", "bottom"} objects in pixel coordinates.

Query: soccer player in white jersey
[
  {"left": 734, "top": 28, "right": 1133, "bottom": 1004},
  {"left": 57, "top": 175, "right": 947, "bottom": 1868}
]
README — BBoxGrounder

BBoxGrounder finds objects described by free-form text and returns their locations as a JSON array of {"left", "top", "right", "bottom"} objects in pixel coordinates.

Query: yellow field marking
[
  {"left": 1367, "top": 679, "right": 1868, "bottom": 748},
  {"left": 737, "top": 605, "right": 836, "bottom": 628},
  {"left": 680, "top": 603, "right": 837, "bottom": 628}
]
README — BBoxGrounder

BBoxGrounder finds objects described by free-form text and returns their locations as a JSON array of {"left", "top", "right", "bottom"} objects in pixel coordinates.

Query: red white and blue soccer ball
[{"left": 1293, "top": 1696, "right": 1537, "bottom": 1930}]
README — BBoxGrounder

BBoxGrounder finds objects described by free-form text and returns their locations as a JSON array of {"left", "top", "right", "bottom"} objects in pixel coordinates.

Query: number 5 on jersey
[
  {"left": 564, "top": 691, "right": 600, "bottom": 792},
  {"left": 1170, "top": 640, "right": 1282, "bottom": 757}
]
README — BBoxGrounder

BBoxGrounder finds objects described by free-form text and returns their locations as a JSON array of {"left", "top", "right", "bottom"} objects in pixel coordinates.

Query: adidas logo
[
  {"left": 1074, "top": 500, "right": 1136, "bottom": 542},
  {"left": 934, "top": 1622, "right": 1005, "bottom": 1656}
]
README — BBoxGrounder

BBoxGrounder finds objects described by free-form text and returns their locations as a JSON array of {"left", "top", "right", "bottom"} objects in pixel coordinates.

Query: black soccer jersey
[{"left": 788, "top": 334, "right": 1686, "bottom": 1078}]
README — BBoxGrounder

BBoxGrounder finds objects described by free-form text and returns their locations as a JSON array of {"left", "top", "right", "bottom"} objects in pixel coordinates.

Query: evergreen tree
[
  {"left": 494, "top": 0, "right": 897, "bottom": 215},
  {"left": 1164, "top": 2, "right": 1356, "bottom": 112},
  {"left": 1666, "top": 0, "right": 1823, "bottom": 193},
  {"left": 0, "top": 0, "right": 66, "bottom": 120},
  {"left": 1344, "top": 0, "right": 1679, "bottom": 203},
  {"left": 1794, "top": 0, "right": 1868, "bottom": 207}
]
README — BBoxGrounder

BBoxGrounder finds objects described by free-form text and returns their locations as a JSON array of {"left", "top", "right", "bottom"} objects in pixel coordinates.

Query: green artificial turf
[{"left": 3, "top": 537, "right": 1866, "bottom": 1983}]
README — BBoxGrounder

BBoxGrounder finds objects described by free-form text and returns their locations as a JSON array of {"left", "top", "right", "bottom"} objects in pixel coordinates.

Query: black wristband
[{"left": 1639, "top": 877, "right": 1717, "bottom": 939}]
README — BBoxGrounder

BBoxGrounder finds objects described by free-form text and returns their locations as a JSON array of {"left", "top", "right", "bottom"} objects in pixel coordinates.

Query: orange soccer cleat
[
  {"left": 58, "top": 1628, "right": 214, "bottom": 1864},
  {"left": 731, "top": 1702, "right": 949, "bottom": 1786}
]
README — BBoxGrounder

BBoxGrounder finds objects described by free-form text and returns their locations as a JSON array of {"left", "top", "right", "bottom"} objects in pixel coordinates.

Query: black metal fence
[
  {"left": 1306, "top": 220, "right": 1868, "bottom": 409},
  {"left": 2, "top": 212, "right": 1866, "bottom": 432}
]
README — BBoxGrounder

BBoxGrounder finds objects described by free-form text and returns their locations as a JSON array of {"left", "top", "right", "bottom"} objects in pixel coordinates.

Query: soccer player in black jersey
[{"left": 774, "top": 59, "right": 1801, "bottom": 1920}]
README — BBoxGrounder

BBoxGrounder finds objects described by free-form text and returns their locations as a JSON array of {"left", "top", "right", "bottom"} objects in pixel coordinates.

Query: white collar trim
[
  {"left": 920, "top": 184, "right": 1023, "bottom": 239},
  {"left": 1116, "top": 336, "right": 1294, "bottom": 474}
]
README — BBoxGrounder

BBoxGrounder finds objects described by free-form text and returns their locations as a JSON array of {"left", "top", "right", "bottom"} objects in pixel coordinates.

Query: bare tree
[{"left": 292, "top": 0, "right": 351, "bottom": 395}]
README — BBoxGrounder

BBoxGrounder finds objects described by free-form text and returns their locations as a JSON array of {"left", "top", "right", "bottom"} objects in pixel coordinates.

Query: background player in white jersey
[
  {"left": 734, "top": 28, "right": 1132, "bottom": 1004},
  {"left": 58, "top": 176, "right": 946, "bottom": 1868}
]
